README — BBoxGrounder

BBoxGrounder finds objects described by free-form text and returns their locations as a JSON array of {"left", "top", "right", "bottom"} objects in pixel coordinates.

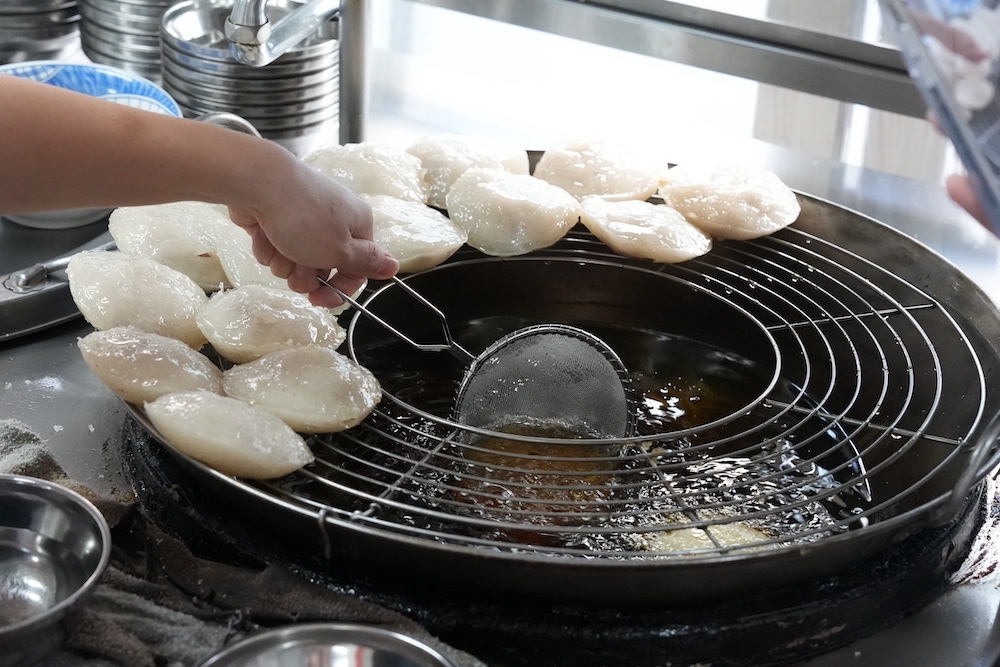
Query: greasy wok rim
[{"left": 124, "top": 400, "right": 1000, "bottom": 566}]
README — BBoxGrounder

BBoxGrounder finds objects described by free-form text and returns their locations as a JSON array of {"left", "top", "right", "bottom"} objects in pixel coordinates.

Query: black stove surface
[{"left": 119, "top": 416, "right": 990, "bottom": 667}]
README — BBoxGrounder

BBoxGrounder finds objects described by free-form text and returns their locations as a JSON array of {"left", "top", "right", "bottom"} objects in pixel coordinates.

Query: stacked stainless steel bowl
[
  {"left": 78, "top": 0, "right": 173, "bottom": 82},
  {"left": 159, "top": 0, "right": 340, "bottom": 156},
  {"left": 0, "top": 0, "right": 81, "bottom": 64}
]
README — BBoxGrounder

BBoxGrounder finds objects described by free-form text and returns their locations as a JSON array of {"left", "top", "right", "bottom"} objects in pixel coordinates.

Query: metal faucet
[{"left": 224, "top": 0, "right": 369, "bottom": 144}]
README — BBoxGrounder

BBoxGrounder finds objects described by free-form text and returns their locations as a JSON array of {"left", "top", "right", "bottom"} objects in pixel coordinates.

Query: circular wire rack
[
  {"left": 211, "top": 201, "right": 1000, "bottom": 563},
  {"left": 129, "top": 195, "right": 1000, "bottom": 568}
]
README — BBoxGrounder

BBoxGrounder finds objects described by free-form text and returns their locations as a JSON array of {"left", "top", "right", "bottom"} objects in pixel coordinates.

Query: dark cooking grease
[{"left": 302, "top": 323, "right": 864, "bottom": 556}]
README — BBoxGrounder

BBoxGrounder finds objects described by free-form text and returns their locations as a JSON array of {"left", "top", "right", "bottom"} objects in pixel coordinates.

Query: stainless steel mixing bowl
[
  {"left": 83, "top": 19, "right": 162, "bottom": 48},
  {"left": 0, "top": 474, "right": 111, "bottom": 667},
  {"left": 2, "top": 6, "right": 78, "bottom": 28},
  {"left": 162, "top": 76, "right": 339, "bottom": 115},
  {"left": 82, "top": 40, "right": 163, "bottom": 80},
  {"left": 163, "top": 44, "right": 338, "bottom": 77},
  {"left": 79, "top": 2, "right": 164, "bottom": 35},
  {"left": 199, "top": 623, "right": 457, "bottom": 667},
  {"left": 82, "top": 30, "right": 160, "bottom": 61},
  {"left": 4, "top": 0, "right": 77, "bottom": 12},
  {"left": 158, "top": 0, "right": 341, "bottom": 153},
  {"left": 88, "top": 0, "right": 171, "bottom": 18},
  {"left": 79, "top": 0, "right": 173, "bottom": 79},
  {"left": 0, "top": 0, "right": 79, "bottom": 64},
  {"left": 160, "top": 52, "right": 338, "bottom": 92}
]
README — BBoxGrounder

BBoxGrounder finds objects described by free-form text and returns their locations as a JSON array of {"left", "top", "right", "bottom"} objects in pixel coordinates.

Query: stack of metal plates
[
  {"left": 160, "top": 0, "right": 339, "bottom": 156},
  {"left": 0, "top": 0, "right": 81, "bottom": 64},
  {"left": 78, "top": 0, "right": 174, "bottom": 82}
]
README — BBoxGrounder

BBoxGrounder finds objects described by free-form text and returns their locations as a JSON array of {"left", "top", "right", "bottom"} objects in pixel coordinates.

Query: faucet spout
[{"left": 225, "top": 0, "right": 340, "bottom": 67}]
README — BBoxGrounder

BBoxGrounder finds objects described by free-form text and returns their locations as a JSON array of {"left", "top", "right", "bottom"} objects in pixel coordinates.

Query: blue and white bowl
[
  {"left": 0, "top": 61, "right": 182, "bottom": 229},
  {"left": 0, "top": 60, "right": 180, "bottom": 116}
]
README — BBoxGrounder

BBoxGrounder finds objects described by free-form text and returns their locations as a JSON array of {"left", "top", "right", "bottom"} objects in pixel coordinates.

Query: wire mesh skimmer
[{"left": 317, "top": 276, "right": 637, "bottom": 440}]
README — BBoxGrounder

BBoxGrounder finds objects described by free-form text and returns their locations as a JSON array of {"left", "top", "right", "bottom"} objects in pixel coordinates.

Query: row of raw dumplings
[
  {"left": 67, "top": 135, "right": 800, "bottom": 481},
  {"left": 304, "top": 135, "right": 802, "bottom": 267},
  {"left": 97, "top": 136, "right": 799, "bottom": 293},
  {"left": 67, "top": 244, "right": 380, "bottom": 479}
]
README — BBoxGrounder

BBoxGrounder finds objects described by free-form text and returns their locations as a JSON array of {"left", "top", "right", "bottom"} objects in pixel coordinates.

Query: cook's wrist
[{"left": 202, "top": 126, "right": 298, "bottom": 214}]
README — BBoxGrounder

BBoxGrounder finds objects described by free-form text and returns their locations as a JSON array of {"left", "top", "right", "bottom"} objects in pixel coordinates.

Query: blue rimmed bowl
[{"left": 0, "top": 61, "right": 181, "bottom": 230}]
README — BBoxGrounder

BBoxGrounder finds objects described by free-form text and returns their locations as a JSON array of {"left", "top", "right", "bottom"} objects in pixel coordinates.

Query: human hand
[
  {"left": 0, "top": 75, "right": 397, "bottom": 306},
  {"left": 227, "top": 155, "right": 399, "bottom": 307}
]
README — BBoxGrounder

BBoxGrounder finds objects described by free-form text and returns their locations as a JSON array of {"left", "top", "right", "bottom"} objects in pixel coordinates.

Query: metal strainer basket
[{"left": 453, "top": 323, "right": 636, "bottom": 439}]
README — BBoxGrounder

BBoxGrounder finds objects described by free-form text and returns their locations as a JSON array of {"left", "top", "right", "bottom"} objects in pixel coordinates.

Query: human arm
[{"left": 0, "top": 74, "right": 397, "bottom": 306}]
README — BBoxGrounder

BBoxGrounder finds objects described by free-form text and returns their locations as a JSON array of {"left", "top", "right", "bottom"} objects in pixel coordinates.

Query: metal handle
[{"left": 317, "top": 275, "right": 474, "bottom": 364}]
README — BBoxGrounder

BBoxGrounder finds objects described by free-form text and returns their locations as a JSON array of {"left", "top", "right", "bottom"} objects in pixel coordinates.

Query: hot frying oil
[{"left": 317, "top": 323, "right": 854, "bottom": 553}]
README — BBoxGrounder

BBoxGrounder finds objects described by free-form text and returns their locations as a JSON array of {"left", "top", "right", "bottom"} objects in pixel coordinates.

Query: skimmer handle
[{"left": 317, "top": 275, "right": 475, "bottom": 364}]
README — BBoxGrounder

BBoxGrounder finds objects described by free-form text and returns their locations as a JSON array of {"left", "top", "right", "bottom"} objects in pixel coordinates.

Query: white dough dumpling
[
  {"left": 658, "top": 162, "right": 801, "bottom": 240},
  {"left": 78, "top": 326, "right": 223, "bottom": 405},
  {"left": 445, "top": 168, "right": 581, "bottom": 257},
  {"left": 533, "top": 139, "right": 667, "bottom": 202},
  {"left": 145, "top": 390, "right": 314, "bottom": 479},
  {"left": 223, "top": 345, "right": 381, "bottom": 434},
  {"left": 67, "top": 250, "right": 209, "bottom": 349},
  {"left": 580, "top": 198, "right": 712, "bottom": 263},
  {"left": 305, "top": 142, "right": 427, "bottom": 202},
  {"left": 368, "top": 195, "right": 467, "bottom": 273},
  {"left": 197, "top": 284, "right": 346, "bottom": 364},
  {"left": 407, "top": 134, "right": 529, "bottom": 209},
  {"left": 212, "top": 220, "right": 291, "bottom": 292},
  {"left": 108, "top": 201, "right": 233, "bottom": 292}
]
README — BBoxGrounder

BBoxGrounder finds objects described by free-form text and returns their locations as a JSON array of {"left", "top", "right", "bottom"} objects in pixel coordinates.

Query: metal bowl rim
[
  {"left": 159, "top": 52, "right": 337, "bottom": 91},
  {"left": 82, "top": 37, "right": 163, "bottom": 63},
  {"left": 79, "top": 3, "right": 164, "bottom": 31},
  {"left": 160, "top": 43, "right": 338, "bottom": 76},
  {"left": 199, "top": 622, "right": 457, "bottom": 667},
  {"left": 2, "top": 0, "right": 76, "bottom": 12},
  {"left": 82, "top": 21, "right": 162, "bottom": 48},
  {"left": 161, "top": 70, "right": 338, "bottom": 107},
  {"left": 0, "top": 474, "right": 112, "bottom": 636}
]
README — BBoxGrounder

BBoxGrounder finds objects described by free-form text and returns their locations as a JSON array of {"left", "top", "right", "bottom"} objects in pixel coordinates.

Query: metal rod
[
  {"left": 338, "top": 0, "right": 369, "bottom": 143},
  {"left": 317, "top": 275, "right": 475, "bottom": 363}
]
